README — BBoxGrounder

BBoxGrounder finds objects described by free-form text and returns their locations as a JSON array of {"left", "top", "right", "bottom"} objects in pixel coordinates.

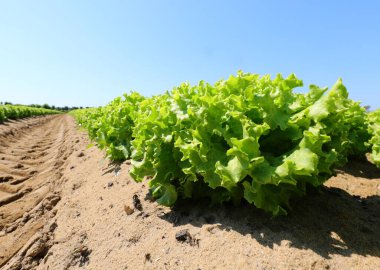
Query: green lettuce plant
[{"left": 72, "top": 72, "right": 375, "bottom": 215}]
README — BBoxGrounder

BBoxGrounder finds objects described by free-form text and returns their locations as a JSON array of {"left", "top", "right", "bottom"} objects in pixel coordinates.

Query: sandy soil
[{"left": 0, "top": 115, "right": 379, "bottom": 270}]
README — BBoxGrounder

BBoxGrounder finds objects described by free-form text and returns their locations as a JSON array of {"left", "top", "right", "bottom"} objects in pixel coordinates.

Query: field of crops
[
  {"left": 2, "top": 73, "right": 379, "bottom": 269},
  {"left": 0, "top": 105, "right": 60, "bottom": 123},
  {"left": 71, "top": 72, "right": 380, "bottom": 215},
  {"left": 3, "top": 1, "right": 380, "bottom": 268}
]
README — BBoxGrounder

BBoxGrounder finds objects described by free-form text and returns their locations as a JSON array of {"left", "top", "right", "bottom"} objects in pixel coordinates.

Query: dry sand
[{"left": 0, "top": 115, "right": 379, "bottom": 270}]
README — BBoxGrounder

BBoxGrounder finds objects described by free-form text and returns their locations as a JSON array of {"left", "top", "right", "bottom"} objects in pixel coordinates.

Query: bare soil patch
[{"left": 0, "top": 115, "right": 77, "bottom": 269}]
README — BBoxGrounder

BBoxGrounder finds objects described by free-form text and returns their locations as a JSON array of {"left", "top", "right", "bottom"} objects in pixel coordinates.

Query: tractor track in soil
[{"left": 0, "top": 114, "right": 77, "bottom": 269}]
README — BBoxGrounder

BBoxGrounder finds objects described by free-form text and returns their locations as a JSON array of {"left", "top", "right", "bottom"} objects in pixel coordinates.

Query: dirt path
[
  {"left": 0, "top": 115, "right": 379, "bottom": 270},
  {"left": 0, "top": 115, "right": 77, "bottom": 269}
]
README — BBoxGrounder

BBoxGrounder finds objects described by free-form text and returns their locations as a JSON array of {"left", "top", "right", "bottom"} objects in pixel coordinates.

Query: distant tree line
[{"left": 0, "top": 101, "right": 90, "bottom": 112}]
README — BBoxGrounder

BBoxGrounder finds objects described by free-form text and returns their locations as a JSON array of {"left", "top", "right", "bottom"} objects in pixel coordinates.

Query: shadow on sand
[{"left": 158, "top": 160, "right": 380, "bottom": 259}]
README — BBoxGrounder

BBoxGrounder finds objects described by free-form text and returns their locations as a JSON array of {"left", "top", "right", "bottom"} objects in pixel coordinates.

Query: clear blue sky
[{"left": 0, "top": 1, "right": 379, "bottom": 108}]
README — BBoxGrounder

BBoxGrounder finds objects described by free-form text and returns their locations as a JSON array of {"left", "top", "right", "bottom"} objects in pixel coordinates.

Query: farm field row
[
  {"left": 0, "top": 105, "right": 60, "bottom": 123},
  {"left": 71, "top": 72, "right": 380, "bottom": 215}
]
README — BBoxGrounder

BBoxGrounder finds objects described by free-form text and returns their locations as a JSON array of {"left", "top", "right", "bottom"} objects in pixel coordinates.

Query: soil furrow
[{"left": 0, "top": 114, "right": 77, "bottom": 268}]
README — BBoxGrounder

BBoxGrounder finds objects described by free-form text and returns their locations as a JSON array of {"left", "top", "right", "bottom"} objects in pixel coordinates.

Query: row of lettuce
[
  {"left": 0, "top": 105, "right": 60, "bottom": 123},
  {"left": 70, "top": 72, "right": 379, "bottom": 215}
]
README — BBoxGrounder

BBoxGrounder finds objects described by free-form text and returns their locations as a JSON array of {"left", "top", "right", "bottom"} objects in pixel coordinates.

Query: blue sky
[{"left": 0, "top": 1, "right": 379, "bottom": 108}]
